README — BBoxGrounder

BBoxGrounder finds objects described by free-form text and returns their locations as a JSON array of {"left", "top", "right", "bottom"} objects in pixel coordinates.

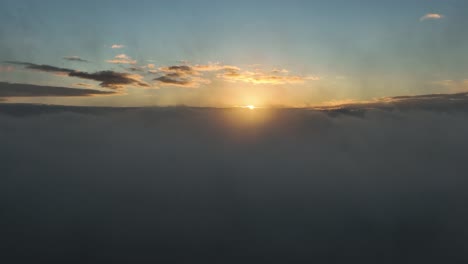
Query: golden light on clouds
[{"left": 420, "top": 13, "right": 444, "bottom": 21}]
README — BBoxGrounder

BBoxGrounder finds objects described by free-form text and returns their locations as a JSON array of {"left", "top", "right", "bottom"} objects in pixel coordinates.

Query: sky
[{"left": 0, "top": 0, "right": 467, "bottom": 107}]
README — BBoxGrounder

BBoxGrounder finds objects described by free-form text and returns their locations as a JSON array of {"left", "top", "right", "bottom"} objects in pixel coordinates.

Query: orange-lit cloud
[
  {"left": 107, "top": 54, "right": 137, "bottom": 65},
  {"left": 192, "top": 63, "right": 240, "bottom": 72},
  {"left": 151, "top": 62, "right": 319, "bottom": 88},
  {"left": 218, "top": 69, "right": 319, "bottom": 85},
  {"left": 111, "top": 44, "right": 125, "bottom": 49},
  {"left": 420, "top": 13, "right": 444, "bottom": 21}
]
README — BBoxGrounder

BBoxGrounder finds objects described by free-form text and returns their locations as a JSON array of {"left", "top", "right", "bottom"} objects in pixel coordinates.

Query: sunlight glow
[{"left": 247, "top": 105, "right": 255, "bottom": 110}]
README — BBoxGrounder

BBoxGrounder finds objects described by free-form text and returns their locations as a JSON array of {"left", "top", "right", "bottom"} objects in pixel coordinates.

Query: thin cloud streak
[{"left": 63, "top": 56, "right": 89, "bottom": 63}]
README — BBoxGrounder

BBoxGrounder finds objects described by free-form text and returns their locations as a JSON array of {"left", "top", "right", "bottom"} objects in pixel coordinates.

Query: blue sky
[{"left": 0, "top": 0, "right": 467, "bottom": 106}]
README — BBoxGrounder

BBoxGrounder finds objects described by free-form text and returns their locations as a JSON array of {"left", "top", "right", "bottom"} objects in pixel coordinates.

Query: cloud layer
[{"left": 1, "top": 98, "right": 468, "bottom": 263}]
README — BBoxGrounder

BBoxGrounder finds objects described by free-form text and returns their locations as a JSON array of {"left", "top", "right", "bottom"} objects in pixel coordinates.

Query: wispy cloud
[
  {"left": 63, "top": 56, "right": 88, "bottom": 63},
  {"left": 420, "top": 13, "right": 444, "bottom": 21},
  {"left": 5, "top": 61, "right": 149, "bottom": 89},
  {"left": 111, "top": 44, "right": 125, "bottom": 49},
  {"left": 107, "top": 54, "right": 137, "bottom": 65}
]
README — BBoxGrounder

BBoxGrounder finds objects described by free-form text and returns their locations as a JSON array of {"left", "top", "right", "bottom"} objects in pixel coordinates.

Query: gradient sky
[{"left": 0, "top": 0, "right": 467, "bottom": 107}]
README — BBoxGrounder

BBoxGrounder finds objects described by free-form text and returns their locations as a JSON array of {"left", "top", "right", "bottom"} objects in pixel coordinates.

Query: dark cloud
[
  {"left": 154, "top": 73, "right": 192, "bottom": 86},
  {"left": 0, "top": 82, "right": 115, "bottom": 98},
  {"left": 154, "top": 72, "right": 209, "bottom": 88},
  {"left": 63, "top": 56, "right": 89, "bottom": 63},
  {"left": 69, "top": 70, "right": 149, "bottom": 89},
  {"left": 1, "top": 96, "right": 468, "bottom": 263},
  {"left": 4, "top": 61, "right": 149, "bottom": 89},
  {"left": 168, "top": 65, "right": 192, "bottom": 72},
  {"left": 5, "top": 61, "right": 74, "bottom": 74}
]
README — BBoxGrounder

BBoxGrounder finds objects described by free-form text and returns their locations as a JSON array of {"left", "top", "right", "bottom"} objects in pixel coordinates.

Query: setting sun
[{"left": 247, "top": 105, "right": 255, "bottom": 110}]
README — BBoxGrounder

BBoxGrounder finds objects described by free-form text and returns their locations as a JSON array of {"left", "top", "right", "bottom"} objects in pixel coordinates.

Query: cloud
[
  {"left": 153, "top": 63, "right": 312, "bottom": 87},
  {"left": 154, "top": 72, "right": 210, "bottom": 88},
  {"left": 5, "top": 60, "right": 317, "bottom": 89},
  {"left": 107, "top": 54, "right": 137, "bottom": 65},
  {"left": 0, "top": 82, "right": 115, "bottom": 98},
  {"left": 272, "top": 68, "right": 290, "bottom": 74},
  {"left": 111, "top": 44, "right": 125, "bottom": 49},
  {"left": 157, "top": 65, "right": 199, "bottom": 76},
  {"left": 1, "top": 99, "right": 468, "bottom": 263},
  {"left": 5, "top": 61, "right": 74, "bottom": 74},
  {"left": 153, "top": 64, "right": 213, "bottom": 88},
  {"left": 420, "top": 13, "right": 444, "bottom": 21},
  {"left": 63, "top": 56, "right": 88, "bottom": 63},
  {"left": 218, "top": 69, "right": 316, "bottom": 85},
  {"left": 192, "top": 63, "right": 240, "bottom": 72},
  {"left": 5, "top": 61, "right": 149, "bottom": 89},
  {"left": 69, "top": 71, "right": 149, "bottom": 89}
]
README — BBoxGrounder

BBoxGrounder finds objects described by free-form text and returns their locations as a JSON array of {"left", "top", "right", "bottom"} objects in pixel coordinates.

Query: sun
[{"left": 247, "top": 105, "right": 256, "bottom": 110}]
